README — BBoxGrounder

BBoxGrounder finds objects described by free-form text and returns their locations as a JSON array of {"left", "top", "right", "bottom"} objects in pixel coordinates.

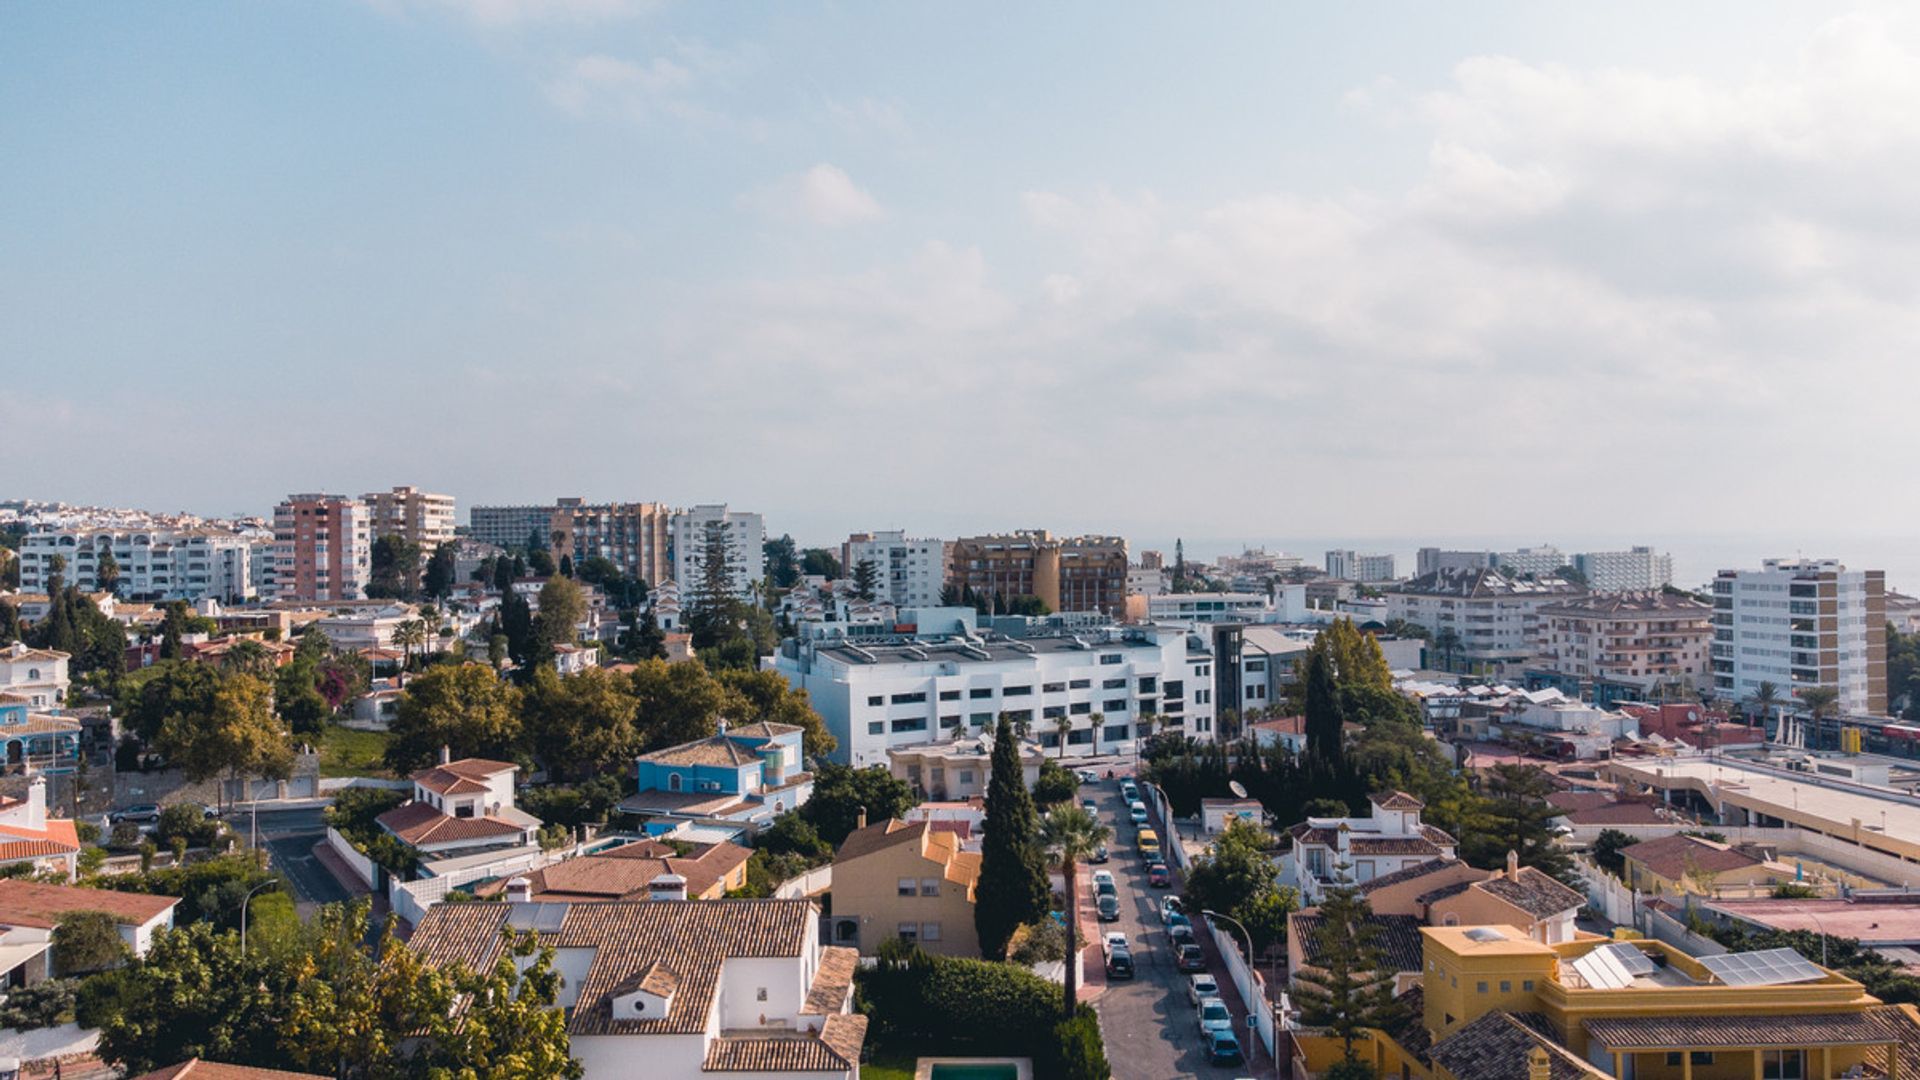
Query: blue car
[{"left": 1207, "top": 1029, "right": 1245, "bottom": 1066}]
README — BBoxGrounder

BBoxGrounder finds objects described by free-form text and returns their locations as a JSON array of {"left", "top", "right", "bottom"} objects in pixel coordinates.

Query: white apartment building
[
  {"left": 362, "top": 485, "right": 456, "bottom": 552},
  {"left": 1127, "top": 565, "right": 1167, "bottom": 597},
  {"left": 1572, "top": 546, "right": 1674, "bottom": 592},
  {"left": 1496, "top": 545, "right": 1569, "bottom": 578},
  {"left": 840, "top": 531, "right": 949, "bottom": 608},
  {"left": 1387, "top": 568, "right": 1585, "bottom": 673},
  {"left": 1325, "top": 551, "right": 1398, "bottom": 583},
  {"left": 671, "top": 504, "right": 765, "bottom": 599},
  {"left": 1416, "top": 548, "right": 1495, "bottom": 576},
  {"left": 1281, "top": 791, "right": 1458, "bottom": 903},
  {"left": 1711, "top": 559, "right": 1887, "bottom": 717},
  {"left": 769, "top": 625, "right": 1214, "bottom": 767},
  {"left": 17, "top": 528, "right": 254, "bottom": 602},
  {"left": 1147, "top": 591, "right": 1276, "bottom": 625}
]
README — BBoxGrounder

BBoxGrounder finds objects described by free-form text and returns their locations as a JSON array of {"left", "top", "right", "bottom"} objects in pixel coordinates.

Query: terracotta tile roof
[
  {"left": 619, "top": 789, "right": 753, "bottom": 816},
  {"left": 0, "top": 880, "right": 178, "bottom": 926},
  {"left": 0, "top": 713, "right": 81, "bottom": 738},
  {"left": 1585, "top": 1011, "right": 1897, "bottom": 1050},
  {"left": 0, "top": 817, "right": 80, "bottom": 863},
  {"left": 834, "top": 818, "right": 928, "bottom": 863},
  {"left": 1370, "top": 790, "right": 1426, "bottom": 811},
  {"left": 1561, "top": 802, "right": 1671, "bottom": 826},
  {"left": 130, "top": 1061, "right": 331, "bottom": 1080},
  {"left": 637, "top": 734, "right": 763, "bottom": 768},
  {"left": 702, "top": 1014, "right": 867, "bottom": 1072},
  {"left": 804, "top": 946, "right": 858, "bottom": 1015},
  {"left": 407, "top": 899, "right": 836, "bottom": 1041},
  {"left": 1621, "top": 833, "right": 1762, "bottom": 880},
  {"left": 484, "top": 841, "right": 751, "bottom": 901},
  {"left": 835, "top": 819, "right": 980, "bottom": 893},
  {"left": 375, "top": 801, "right": 527, "bottom": 846},
  {"left": 410, "top": 758, "right": 517, "bottom": 796},
  {"left": 1546, "top": 791, "right": 1616, "bottom": 813},
  {"left": 1429, "top": 1011, "right": 1607, "bottom": 1079},
  {"left": 1290, "top": 911, "right": 1426, "bottom": 974},
  {"left": 1474, "top": 868, "right": 1586, "bottom": 919},
  {"left": 1287, "top": 823, "right": 1456, "bottom": 857},
  {"left": 1359, "top": 858, "right": 1464, "bottom": 895}
]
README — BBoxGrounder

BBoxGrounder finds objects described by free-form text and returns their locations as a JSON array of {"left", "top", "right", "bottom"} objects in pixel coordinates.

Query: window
[
  {"left": 1100, "top": 654, "right": 1122, "bottom": 665},
  {"left": 1103, "top": 698, "right": 1128, "bottom": 712},
  {"left": 1522, "top": 980, "right": 1533, "bottom": 992},
  {"left": 958, "top": 769, "right": 974, "bottom": 784},
  {"left": 668, "top": 773, "right": 683, "bottom": 792},
  {"left": 939, "top": 689, "right": 961, "bottom": 701},
  {"left": 921, "top": 922, "right": 942, "bottom": 942},
  {"left": 1163, "top": 680, "right": 1184, "bottom": 698},
  {"left": 1138, "top": 676, "right": 1157, "bottom": 693},
  {"left": 1104, "top": 724, "right": 1129, "bottom": 742},
  {"left": 455, "top": 803, "right": 474, "bottom": 818},
  {"left": 1476, "top": 981, "right": 1487, "bottom": 994},
  {"left": 867, "top": 695, "right": 884, "bottom": 707},
  {"left": 891, "top": 692, "right": 927, "bottom": 704},
  {"left": 868, "top": 722, "right": 885, "bottom": 735},
  {"left": 940, "top": 715, "right": 961, "bottom": 728},
  {"left": 898, "top": 878, "right": 917, "bottom": 897},
  {"left": 891, "top": 717, "right": 927, "bottom": 733},
  {"left": 1067, "top": 729, "right": 1094, "bottom": 745},
  {"left": 1070, "top": 702, "right": 1092, "bottom": 715},
  {"left": 1004, "top": 709, "right": 1032, "bottom": 723},
  {"left": 920, "top": 878, "right": 940, "bottom": 896},
  {"left": 970, "top": 688, "right": 994, "bottom": 699},
  {"left": 970, "top": 712, "right": 994, "bottom": 726},
  {"left": 1103, "top": 678, "right": 1127, "bottom": 690},
  {"left": 1245, "top": 658, "right": 1266, "bottom": 672},
  {"left": 1069, "top": 678, "right": 1090, "bottom": 689},
  {"left": 1001, "top": 684, "right": 1034, "bottom": 697},
  {"left": 1762, "top": 1050, "right": 1804, "bottom": 1079},
  {"left": 1499, "top": 981, "right": 1510, "bottom": 993},
  {"left": 1043, "top": 706, "right": 1067, "bottom": 719},
  {"left": 898, "top": 923, "right": 918, "bottom": 943},
  {"left": 756, "top": 987, "right": 768, "bottom": 1002}
]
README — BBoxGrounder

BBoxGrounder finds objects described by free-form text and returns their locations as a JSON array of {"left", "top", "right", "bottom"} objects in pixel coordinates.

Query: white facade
[
  {"left": 671, "top": 504, "right": 766, "bottom": 598},
  {"left": 1711, "top": 559, "right": 1886, "bottom": 717},
  {"left": 1387, "top": 569, "right": 1584, "bottom": 671},
  {"left": 17, "top": 528, "right": 254, "bottom": 602},
  {"left": 840, "top": 531, "right": 949, "bottom": 608},
  {"left": 769, "top": 625, "right": 1214, "bottom": 767},
  {"left": 1282, "top": 793, "right": 1456, "bottom": 904},
  {"left": 1127, "top": 566, "right": 1167, "bottom": 597},
  {"left": 1573, "top": 546, "right": 1675, "bottom": 592},
  {"left": 0, "top": 643, "right": 70, "bottom": 709},
  {"left": 1496, "top": 545, "right": 1569, "bottom": 577},
  {"left": 1147, "top": 592, "right": 1276, "bottom": 625},
  {"left": 1325, "top": 551, "right": 1397, "bottom": 583}
]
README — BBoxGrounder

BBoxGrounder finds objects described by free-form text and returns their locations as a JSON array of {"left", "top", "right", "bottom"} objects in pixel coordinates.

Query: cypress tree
[
  {"left": 493, "top": 555, "right": 515, "bottom": 593},
  {"left": 975, "top": 714, "right": 1048, "bottom": 959},
  {"left": 1304, "top": 649, "right": 1344, "bottom": 766}
]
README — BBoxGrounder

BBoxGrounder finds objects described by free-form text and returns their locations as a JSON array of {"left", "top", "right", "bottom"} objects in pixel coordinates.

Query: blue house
[
  {"left": 621, "top": 720, "right": 812, "bottom": 832},
  {"left": 0, "top": 694, "right": 81, "bottom": 777}
]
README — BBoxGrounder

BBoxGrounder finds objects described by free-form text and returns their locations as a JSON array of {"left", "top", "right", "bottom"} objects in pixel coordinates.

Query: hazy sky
[{"left": 6, "top": 2, "right": 1918, "bottom": 545}]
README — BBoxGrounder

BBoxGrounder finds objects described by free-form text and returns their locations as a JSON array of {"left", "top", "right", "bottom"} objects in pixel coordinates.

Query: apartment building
[
  {"left": 1325, "top": 550, "right": 1398, "bottom": 583},
  {"left": 1573, "top": 546, "right": 1675, "bottom": 592},
  {"left": 948, "top": 530, "right": 1128, "bottom": 618},
  {"left": 406, "top": 898, "right": 864, "bottom": 1080},
  {"left": 1497, "top": 545, "right": 1569, "bottom": 578},
  {"left": 671, "top": 504, "right": 766, "bottom": 599},
  {"left": 830, "top": 815, "right": 981, "bottom": 957},
  {"left": 1146, "top": 591, "right": 1276, "bottom": 625},
  {"left": 1387, "top": 569, "right": 1585, "bottom": 673},
  {"left": 770, "top": 624, "right": 1212, "bottom": 767},
  {"left": 551, "top": 501, "right": 672, "bottom": 588},
  {"left": 467, "top": 503, "right": 558, "bottom": 550},
  {"left": 362, "top": 486, "right": 456, "bottom": 552},
  {"left": 17, "top": 527, "right": 254, "bottom": 602},
  {"left": 1, "top": 643, "right": 69, "bottom": 709},
  {"left": 269, "top": 494, "right": 371, "bottom": 602},
  {"left": 1532, "top": 591, "right": 1714, "bottom": 706},
  {"left": 1416, "top": 548, "right": 1496, "bottom": 576},
  {"left": 840, "top": 531, "right": 949, "bottom": 608},
  {"left": 1711, "top": 559, "right": 1887, "bottom": 716}
]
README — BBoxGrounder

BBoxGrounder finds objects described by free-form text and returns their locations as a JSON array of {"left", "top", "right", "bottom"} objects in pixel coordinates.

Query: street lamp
[
  {"left": 240, "top": 878, "right": 279, "bottom": 955},
  {"left": 1201, "top": 908, "right": 1268, "bottom": 1080}
]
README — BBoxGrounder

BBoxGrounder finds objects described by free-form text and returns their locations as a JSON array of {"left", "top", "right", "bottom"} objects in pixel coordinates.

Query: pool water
[{"left": 927, "top": 1067, "right": 1019, "bottom": 1080}]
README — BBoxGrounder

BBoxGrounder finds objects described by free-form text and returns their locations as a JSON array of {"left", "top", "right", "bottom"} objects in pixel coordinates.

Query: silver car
[{"left": 1187, "top": 973, "right": 1220, "bottom": 1006}]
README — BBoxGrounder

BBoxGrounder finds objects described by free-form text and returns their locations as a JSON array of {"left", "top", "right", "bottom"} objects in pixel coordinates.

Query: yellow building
[
  {"left": 1293, "top": 924, "right": 1920, "bottom": 1079},
  {"left": 1620, "top": 834, "right": 1793, "bottom": 898},
  {"left": 829, "top": 816, "right": 981, "bottom": 958}
]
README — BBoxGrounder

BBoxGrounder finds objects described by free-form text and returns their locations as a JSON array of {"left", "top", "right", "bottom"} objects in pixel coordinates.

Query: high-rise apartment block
[
  {"left": 1496, "top": 545, "right": 1569, "bottom": 577},
  {"left": 671, "top": 504, "right": 766, "bottom": 599},
  {"left": 1326, "top": 550, "right": 1397, "bottom": 582},
  {"left": 1711, "top": 559, "right": 1886, "bottom": 716},
  {"left": 841, "top": 532, "right": 950, "bottom": 608},
  {"left": 270, "top": 494, "right": 371, "bottom": 602},
  {"left": 1416, "top": 547, "right": 1496, "bottom": 576},
  {"left": 1572, "top": 546, "right": 1674, "bottom": 592},
  {"left": 948, "top": 531, "right": 1128, "bottom": 618},
  {"left": 550, "top": 501, "right": 672, "bottom": 587},
  {"left": 17, "top": 528, "right": 254, "bottom": 602},
  {"left": 466, "top": 503, "right": 559, "bottom": 551},
  {"left": 362, "top": 486, "right": 456, "bottom": 553},
  {"left": 1534, "top": 591, "right": 1713, "bottom": 705}
]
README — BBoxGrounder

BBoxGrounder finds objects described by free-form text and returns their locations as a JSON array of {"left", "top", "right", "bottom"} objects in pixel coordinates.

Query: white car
[
  {"left": 1196, "top": 997, "right": 1234, "bottom": 1037},
  {"left": 1129, "top": 804, "right": 1149, "bottom": 825},
  {"left": 1187, "top": 974, "right": 1220, "bottom": 1006},
  {"left": 1091, "top": 870, "right": 1115, "bottom": 890},
  {"left": 1103, "top": 931, "right": 1128, "bottom": 955}
]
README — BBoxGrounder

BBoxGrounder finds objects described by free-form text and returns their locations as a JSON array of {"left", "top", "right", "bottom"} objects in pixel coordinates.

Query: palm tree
[
  {"left": 1432, "top": 627, "right": 1461, "bottom": 671},
  {"left": 391, "top": 619, "right": 428, "bottom": 678},
  {"left": 1053, "top": 714, "right": 1073, "bottom": 760},
  {"left": 1039, "top": 805, "right": 1112, "bottom": 1018},
  {"left": 1745, "top": 681, "right": 1781, "bottom": 727},
  {"left": 1797, "top": 686, "right": 1841, "bottom": 749}
]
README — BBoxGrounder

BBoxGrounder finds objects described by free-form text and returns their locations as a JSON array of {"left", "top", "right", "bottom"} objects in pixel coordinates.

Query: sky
[{"left": 5, "top": 2, "right": 1920, "bottom": 551}]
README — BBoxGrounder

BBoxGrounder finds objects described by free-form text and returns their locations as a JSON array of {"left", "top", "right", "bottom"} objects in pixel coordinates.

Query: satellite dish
[{"left": 1229, "top": 780, "right": 1248, "bottom": 799}]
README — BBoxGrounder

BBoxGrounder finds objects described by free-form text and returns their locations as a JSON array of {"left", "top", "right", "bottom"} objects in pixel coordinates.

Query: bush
[
  {"left": 0, "top": 977, "right": 78, "bottom": 1030},
  {"left": 857, "top": 944, "right": 1082, "bottom": 1065},
  {"left": 1032, "top": 760, "right": 1080, "bottom": 807},
  {"left": 108, "top": 821, "right": 143, "bottom": 851},
  {"left": 54, "top": 910, "right": 130, "bottom": 976},
  {"left": 156, "top": 804, "right": 220, "bottom": 850},
  {"left": 1052, "top": 1006, "right": 1111, "bottom": 1080},
  {"left": 518, "top": 774, "right": 625, "bottom": 830},
  {"left": 76, "top": 820, "right": 101, "bottom": 845},
  {"left": 1008, "top": 919, "right": 1066, "bottom": 965},
  {"left": 93, "top": 853, "right": 278, "bottom": 927}
]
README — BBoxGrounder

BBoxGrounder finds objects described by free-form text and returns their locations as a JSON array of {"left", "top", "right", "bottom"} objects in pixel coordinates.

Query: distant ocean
[{"left": 1140, "top": 534, "right": 1920, "bottom": 596}]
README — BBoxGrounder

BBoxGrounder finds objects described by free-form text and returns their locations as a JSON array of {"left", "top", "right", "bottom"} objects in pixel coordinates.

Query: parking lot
[{"left": 1086, "top": 778, "right": 1270, "bottom": 1079}]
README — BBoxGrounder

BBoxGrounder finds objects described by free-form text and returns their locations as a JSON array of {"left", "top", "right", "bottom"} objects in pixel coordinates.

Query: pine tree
[
  {"left": 633, "top": 609, "right": 668, "bottom": 660},
  {"left": 1172, "top": 539, "right": 1187, "bottom": 591},
  {"left": 975, "top": 714, "right": 1049, "bottom": 959},
  {"left": 1292, "top": 877, "right": 1405, "bottom": 1063},
  {"left": 1304, "top": 649, "right": 1344, "bottom": 765},
  {"left": 852, "top": 559, "right": 879, "bottom": 602}
]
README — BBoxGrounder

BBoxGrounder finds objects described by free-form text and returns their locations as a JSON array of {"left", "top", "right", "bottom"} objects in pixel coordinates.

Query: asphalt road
[
  {"left": 1089, "top": 781, "right": 1262, "bottom": 1080},
  {"left": 246, "top": 805, "right": 354, "bottom": 907}
]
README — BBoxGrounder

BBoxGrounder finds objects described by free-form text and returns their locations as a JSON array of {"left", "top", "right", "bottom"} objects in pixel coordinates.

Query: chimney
[
  {"left": 24, "top": 778, "right": 46, "bottom": 830},
  {"left": 505, "top": 876, "right": 533, "bottom": 903},
  {"left": 1527, "top": 1047, "right": 1551, "bottom": 1080},
  {"left": 438, "top": 744, "right": 452, "bottom": 765},
  {"left": 1507, "top": 849, "right": 1521, "bottom": 882},
  {"left": 717, "top": 718, "right": 728, "bottom": 735},
  {"left": 856, "top": 806, "right": 868, "bottom": 832},
  {"left": 650, "top": 873, "right": 689, "bottom": 901}
]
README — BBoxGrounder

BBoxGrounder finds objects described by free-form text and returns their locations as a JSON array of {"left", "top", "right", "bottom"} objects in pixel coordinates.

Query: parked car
[
  {"left": 1207, "top": 1029, "right": 1245, "bottom": 1067},
  {"left": 1096, "top": 881, "right": 1118, "bottom": 901},
  {"left": 1081, "top": 798, "right": 1099, "bottom": 815},
  {"left": 108, "top": 804, "right": 161, "bottom": 824},
  {"left": 1176, "top": 944, "right": 1207, "bottom": 971},
  {"left": 1170, "top": 923, "right": 1197, "bottom": 947},
  {"left": 1097, "top": 894, "right": 1121, "bottom": 922},
  {"left": 1091, "top": 844, "right": 1110, "bottom": 864},
  {"left": 1092, "top": 870, "right": 1115, "bottom": 890},
  {"left": 1120, "top": 781, "right": 1139, "bottom": 801},
  {"left": 1128, "top": 803, "right": 1149, "bottom": 826},
  {"left": 1106, "top": 946, "right": 1135, "bottom": 979},
  {"left": 1076, "top": 769, "right": 1100, "bottom": 783},
  {"left": 1159, "top": 896, "right": 1188, "bottom": 925},
  {"left": 1187, "top": 974, "right": 1221, "bottom": 1005},
  {"left": 1146, "top": 862, "right": 1171, "bottom": 888},
  {"left": 1196, "top": 997, "right": 1234, "bottom": 1037},
  {"left": 1104, "top": 931, "right": 1129, "bottom": 953}
]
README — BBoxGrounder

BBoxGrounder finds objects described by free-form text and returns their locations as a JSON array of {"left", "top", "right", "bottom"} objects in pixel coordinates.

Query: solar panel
[
  {"left": 1570, "top": 947, "right": 1633, "bottom": 990},
  {"left": 1593, "top": 942, "right": 1656, "bottom": 976},
  {"left": 507, "top": 902, "right": 568, "bottom": 932},
  {"left": 1699, "top": 948, "right": 1825, "bottom": 987}
]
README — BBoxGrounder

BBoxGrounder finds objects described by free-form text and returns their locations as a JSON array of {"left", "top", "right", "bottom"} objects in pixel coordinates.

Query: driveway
[
  {"left": 1088, "top": 779, "right": 1267, "bottom": 1079},
  {"left": 247, "top": 805, "right": 353, "bottom": 908}
]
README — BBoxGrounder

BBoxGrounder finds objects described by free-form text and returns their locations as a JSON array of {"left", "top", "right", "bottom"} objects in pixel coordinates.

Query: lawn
[
  {"left": 318, "top": 723, "right": 394, "bottom": 778},
  {"left": 858, "top": 1056, "right": 917, "bottom": 1080}
]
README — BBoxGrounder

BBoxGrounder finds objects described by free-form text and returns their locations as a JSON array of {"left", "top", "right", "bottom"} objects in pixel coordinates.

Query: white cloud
[
  {"left": 740, "top": 164, "right": 885, "bottom": 227},
  {"left": 544, "top": 54, "right": 690, "bottom": 114},
  {"left": 823, "top": 96, "right": 910, "bottom": 139}
]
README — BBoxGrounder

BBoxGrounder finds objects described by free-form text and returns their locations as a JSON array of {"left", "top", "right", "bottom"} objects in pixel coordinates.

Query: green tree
[
  {"left": 1746, "top": 680, "right": 1782, "bottom": 725},
  {"left": 1183, "top": 819, "right": 1296, "bottom": 956},
  {"left": 1053, "top": 1006, "right": 1112, "bottom": 1080},
  {"left": 764, "top": 534, "right": 800, "bottom": 589},
  {"left": 427, "top": 929, "right": 583, "bottom": 1080},
  {"left": 529, "top": 575, "right": 587, "bottom": 670},
  {"left": 1303, "top": 649, "right": 1345, "bottom": 766},
  {"left": 522, "top": 667, "right": 639, "bottom": 781},
  {"left": 54, "top": 910, "right": 130, "bottom": 976},
  {"left": 625, "top": 657, "right": 729, "bottom": 751},
  {"left": 157, "top": 673, "right": 294, "bottom": 811},
  {"left": 631, "top": 608, "right": 668, "bottom": 660},
  {"left": 799, "top": 548, "right": 842, "bottom": 579},
  {"left": 1291, "top": 879, "right": 1404, "bottom": 1064},
  {"left": 493, "top": 555, "right": 516, "bottom": 594},
  {"left": 1797, "top": 684, "right": 1841, "bottom": 739},
  {"left": 369, "top": 534, "right": 422, "bottom": 599},
  {"left": 1590, "top": 827, "right": 1636, "bottom": 876},
  {"left": 500, "top": 590, "right": 534, "bottom": 665},
  {"left": 803, "top": 762, "right": 918, "bottom": 846},
  {"left": 0, "top": 598, "right": 19, "bottom": 645},
  {"left": 159, "top": 601, "right": 188, "bottom": 660},
  {"left": 1431, "top": 626, "right": 1462, "bottom": 670},
  {"left": 1464, "top": 764, "right": 1577, "bottom": 883},
  {"left": 852, "top": 559, "right": 879, "bottom": 602},
  {"left": 385, "top": 664, "right": 525, "bottom": 773},
  {"left": 96, "top": 550, "right": 122, "bottom": 595},
  {"left": 423, "top": 542, "right": 458, "bottom": 600},
  {"left": 1039, "top": 805, "right": 1111, "bottom": 1016},
  {"left": 714, "top": 666, "right": 839, "bottom": 759},
  {"left": 975, "top": 715, "right": 1049, "bottom": 960},
  {"left": 120, "top": 659, "right": 222, "bottom": 746}
]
